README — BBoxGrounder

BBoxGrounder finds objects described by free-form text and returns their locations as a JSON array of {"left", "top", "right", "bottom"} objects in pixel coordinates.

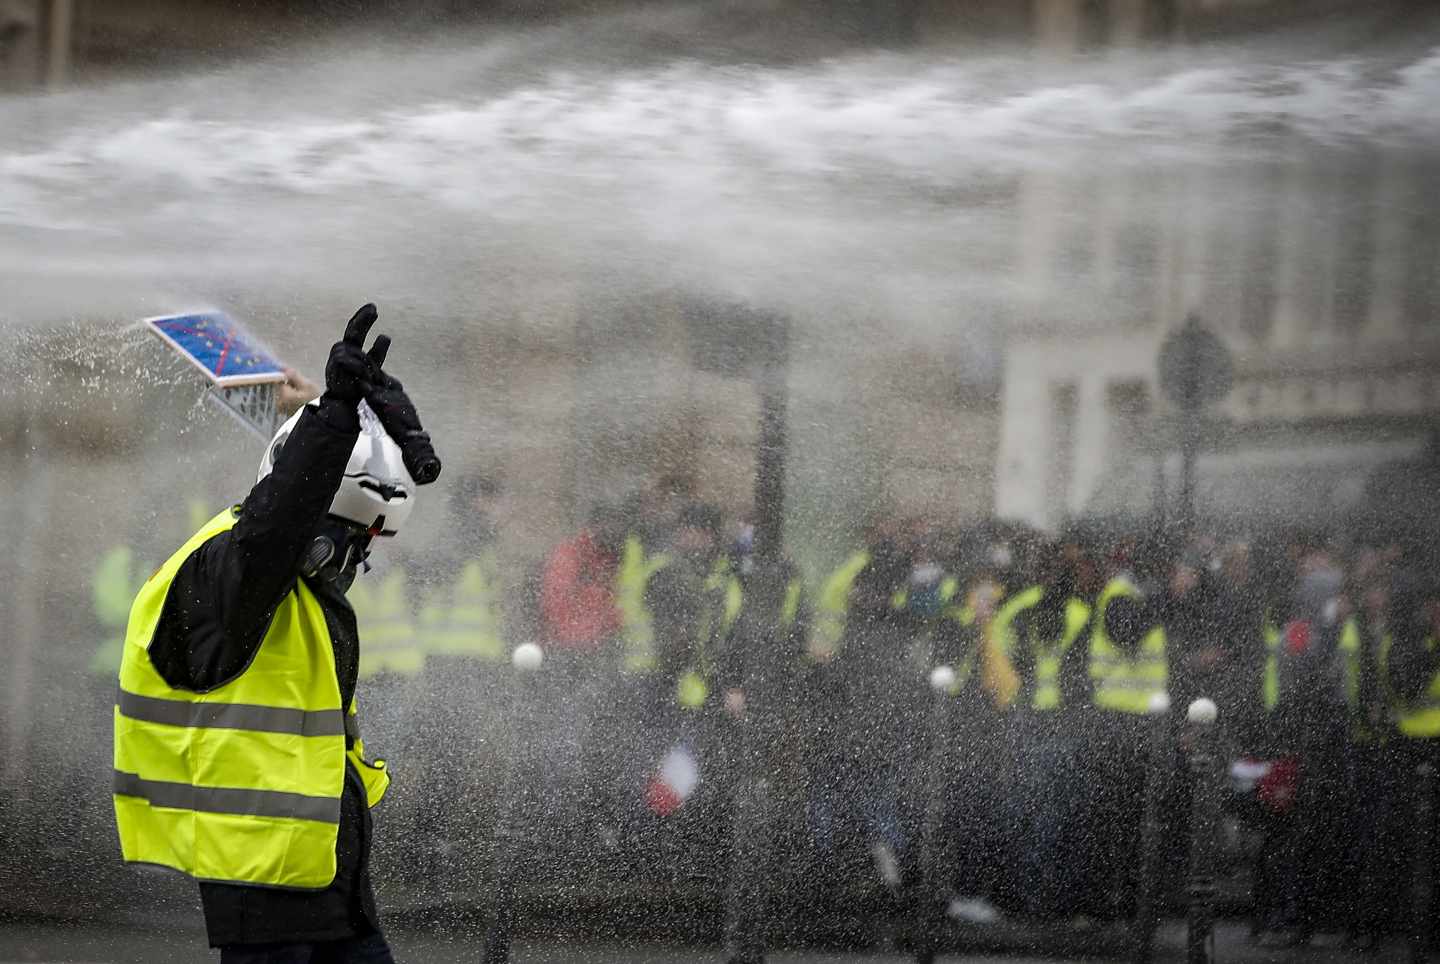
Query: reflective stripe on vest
[
  {"left": 419, "top": 556, "right": 506, "bottom": 662},
  {"left": 1338, "top": 618, "right": 1361, "bottom": 713},
  {"left": 350, "top": 569, "right": 421, "bottom": 677},
  {"left": 113, "top": 508, "right": 388, "bottom": 890},
  {"left": 1263, "top": 617, "right": 1280, "bottom": 712},
  {"left": 117, "top": 689, "right": 345, "bottom": 737},
  {"left": 781, "top": 578, "right": 803, "bottom": 630},
  {"left": 809, "top": 550, "right": 870, "bottom": 659},
  {"left": 113, "top": 771, "right": 338, "bottom": 823},
  {"left": 618, "top": 535, "right": 670, "bottom": 673},
  {"left": 1089, "top": 578, "right": 1167, "bottom": 714},
  {"left": 706, "top": 557, "right": 744, "bottom": 640}
]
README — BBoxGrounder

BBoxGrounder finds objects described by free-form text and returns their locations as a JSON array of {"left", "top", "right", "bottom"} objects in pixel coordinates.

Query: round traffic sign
[{"left": 1158, "top": 315, "right": 1233, "bottom": 409}]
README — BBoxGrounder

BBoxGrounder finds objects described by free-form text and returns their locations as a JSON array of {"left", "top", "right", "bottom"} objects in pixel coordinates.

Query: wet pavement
[{"left": 0, "top": 921, "right": 1423, "bottom": 963}]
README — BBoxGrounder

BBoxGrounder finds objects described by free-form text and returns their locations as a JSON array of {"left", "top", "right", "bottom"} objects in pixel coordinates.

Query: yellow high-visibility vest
[
  {"left": 1337, "top": 617, "right": 1395, "bottom": 742},
  {"left": 618, "top": 534, "right": 671, "bottom": 673},
  {"left": 781, "top": 578, "right": 804, "bottom": 630},
  {"left": 350, "top": 568, "right": 421, "bottom": 678},
  {"left": 934, "top": 594, "right": 983, "bottom": 696},
  {"left": 676, "top": 556, "right": 748, "bottom": 709},
  {"left": 113, "top": 508, "right": 389, "bottom": 890},
  {"left": 808, "top": 550, "right": 871, "bottom": 660},
  {"left": 1382, "top": 633, "right": 1440, "bottom": 739},
  {"left": 1089, "top": 577, "right": 1168, "bottom": 715},
  {"left": 676, "top": 567, "right": 806, "bottom": 707},
  {"left": 91, "top": 546, "right": 140, "bottom": 676},
  {"left": 1263, "top": 615, "right": 1280, "bottom": 712},
  {"left": 992, "top": 587, "right": 1092, "bottom": 711},
  {"left": 1339, "top": 618, "right": 1361, "bottom": 711},
  {"left": 419, "top": 553, "right": 505, "bottom": 662}
]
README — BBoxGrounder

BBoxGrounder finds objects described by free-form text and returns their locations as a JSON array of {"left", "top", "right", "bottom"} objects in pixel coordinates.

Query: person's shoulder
[{"left": 175, "top": 528, "right": 235, "bottom": 579}]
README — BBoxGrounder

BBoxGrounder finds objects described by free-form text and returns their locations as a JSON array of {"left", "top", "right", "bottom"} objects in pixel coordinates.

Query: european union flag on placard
[{"left": 144, "top": 312, "right": 285, "bottom": 388}]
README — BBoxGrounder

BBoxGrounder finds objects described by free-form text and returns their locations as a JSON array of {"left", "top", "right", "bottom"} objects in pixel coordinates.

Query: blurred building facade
[{"left": 992, "top": 0, "right": 1440, "bottom": 533}]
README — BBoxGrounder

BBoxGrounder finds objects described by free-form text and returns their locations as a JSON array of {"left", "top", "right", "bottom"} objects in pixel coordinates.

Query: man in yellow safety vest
[
  {"left": 1079, "top": 547, "right": 1169, "bottom": 918},
  {"left": 112, "top": 305, "right": 439, "bottom": 963}
]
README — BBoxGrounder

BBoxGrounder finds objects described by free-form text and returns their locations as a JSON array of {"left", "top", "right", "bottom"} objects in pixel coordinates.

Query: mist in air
[{"left": 2, "top": 2, "right": 1439, "bottom": 961}]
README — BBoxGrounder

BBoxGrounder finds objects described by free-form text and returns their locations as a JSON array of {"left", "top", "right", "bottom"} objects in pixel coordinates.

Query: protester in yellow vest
[
  {"left": 1000, "top": 539, "right": 1099, "bottom": 918},
  {"left": 1382, "top": 574, "right": 1440, "bottom": 740},
  {"left": 1371, "top": 570, "right": 1440, "bottom": 946},
  {"left": 345, "top": 565, "right": 419, "bottom": 678},
  {"left": 419, "top": 554, "right": 503, "bottom": 662},
  {"left": 646, "top": 503, "right": 735, "bottom": 711},
  {"left": 1331, "top": 557, "right": 1401, "bottom": 951},
  {"left": 809, "top": 547, "right": 871, "bottom": 662},
  {"left": 931, "top": 576, "right": 996, "bottom": 701},
  {"left": 113, "top": 305, "right": 439, "bottom": 962},
  {"left": 1076, "top": 562, "right": 1168, "bottom": 919},
  {"left": 808, "top": 518, "right": 942, "bottom": 664},
  {"left": 618, "top": 529, "right": 672, "bottom": 673},
  {"left": 418, "top": 474, "right": 508, "bottom": 665},
  {"left": 90, "top": 546, "right": 141, "bottom": 676},
  {"left": 996, "top": 585, "right": 1093, "bottom": 713},
  {"left": 1339, "top": 564, "right": 1398, "bottom": 743},
  {"left": 972, "top": 531, "right": 1033, "bottom": 707},
  {"left": 89, "top": 500, "right": 216, "bottom": 676},
  {"left": 1089, "top": 575, "right": 1168, "bottom": 715},
  {"left": 719, "top": 524, "right": 810, "bottom": 718}
]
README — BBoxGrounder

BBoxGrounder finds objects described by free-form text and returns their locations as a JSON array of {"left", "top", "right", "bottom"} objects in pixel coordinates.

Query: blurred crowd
[{"left": 88, "top": 472, "right": 1440, "bottom": 947}]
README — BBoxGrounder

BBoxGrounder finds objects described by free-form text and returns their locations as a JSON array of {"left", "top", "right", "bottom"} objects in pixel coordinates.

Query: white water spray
[{"left": 0, "top": 17, "right": 1435, "bottom": 411}]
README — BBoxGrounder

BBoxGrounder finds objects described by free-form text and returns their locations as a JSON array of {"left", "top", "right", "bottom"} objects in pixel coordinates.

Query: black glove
[
  {"left": 324, "top": 304, "right": 391, "bottom": 403},
  {"left": 367, "top": 369, "right": 442, "bottom": 485}
]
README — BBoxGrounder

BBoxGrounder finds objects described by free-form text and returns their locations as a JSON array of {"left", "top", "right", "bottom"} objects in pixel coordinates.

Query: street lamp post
[{"left": 723, "top": 311, "right": 791, "bottom": 964}]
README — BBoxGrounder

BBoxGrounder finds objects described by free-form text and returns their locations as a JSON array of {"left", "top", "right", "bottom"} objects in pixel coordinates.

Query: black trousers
[{"left": 219, "top": 932, "right": 396, "bottom": 964}]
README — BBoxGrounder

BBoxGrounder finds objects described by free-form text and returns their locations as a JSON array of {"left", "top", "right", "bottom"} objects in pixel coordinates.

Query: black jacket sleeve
[{"left": 148, "top": 396, "right": 361, "bottom": 691}]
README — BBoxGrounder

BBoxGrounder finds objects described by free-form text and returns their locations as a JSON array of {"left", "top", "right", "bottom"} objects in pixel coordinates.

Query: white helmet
[{"left": 258, "top": 400, "right": 415, "bottom": 538}]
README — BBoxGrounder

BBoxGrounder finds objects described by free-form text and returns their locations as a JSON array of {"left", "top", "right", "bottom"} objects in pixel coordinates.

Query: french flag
[{"left": 645, "top": 742, "right": 699, "bottom": 817}]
